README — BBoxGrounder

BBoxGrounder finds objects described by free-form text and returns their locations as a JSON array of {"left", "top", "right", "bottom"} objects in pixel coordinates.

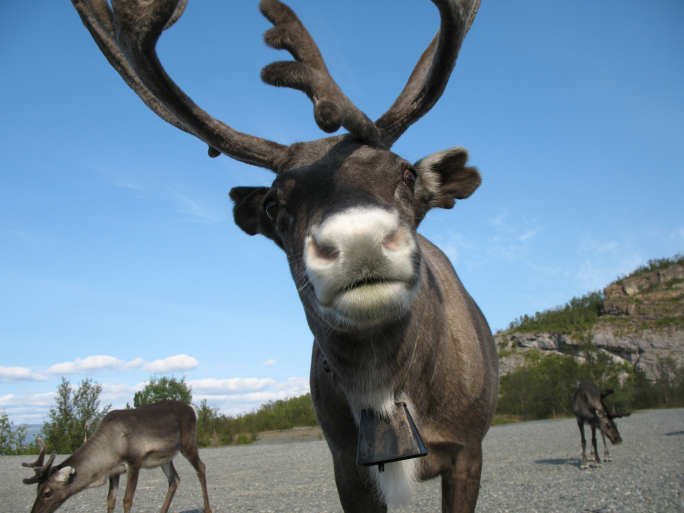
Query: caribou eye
[
  {"left": 596, "top": 410, "right": 604, "bottom": 418},
  {"left": 403, "top": 168, "right": 417, "bottom": 189},
  {"left": 264, "top": 201, "right": 279, "bottom": 221},
  {"left": 43, "top": 488, "right": 53, "bottom": 498}
]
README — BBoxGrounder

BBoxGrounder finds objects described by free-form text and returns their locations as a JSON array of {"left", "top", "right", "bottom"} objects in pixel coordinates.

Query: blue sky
[{"left": 1, "top": 0, "right": 682, "bottom": 424}]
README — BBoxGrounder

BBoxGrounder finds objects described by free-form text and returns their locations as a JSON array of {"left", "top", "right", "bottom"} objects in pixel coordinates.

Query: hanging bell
[{"left": 356, "top": 402, "right": 428, "bottom": 472}]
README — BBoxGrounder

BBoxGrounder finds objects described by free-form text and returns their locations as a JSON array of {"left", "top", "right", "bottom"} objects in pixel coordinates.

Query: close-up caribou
[
  {"left": 70, "top": 0, "right": 498, "bottom": 511},
  {"left": 573, "top": 382, "right": 630, "bottom": 470},
  {"left": 22, "top": 400, "right": 212, "bottom": 513}
]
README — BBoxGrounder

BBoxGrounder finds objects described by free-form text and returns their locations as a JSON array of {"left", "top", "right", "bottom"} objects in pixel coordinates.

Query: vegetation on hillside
[
  {"left": 496, "top": 343, "right": 684, "bottom": 420},
  {"left": 506, "top": 291, "right": 604, "bottom": 334},
  {"left": 195, "top": 393, "right": 318, "bottom": 447},
  {"left": 504, "top": 254, "right": 683, "bottom": 335},
  {"left": 612, "top": 253, "right": 683, "bottom": 285}
]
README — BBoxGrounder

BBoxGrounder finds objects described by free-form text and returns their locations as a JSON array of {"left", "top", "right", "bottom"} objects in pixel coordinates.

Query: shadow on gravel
[
  {"left": 665, "top": 430, "right": 684, "bottom": 436},
  {"left": 534, "top": 458, "right": 582, "bottom": 468}
]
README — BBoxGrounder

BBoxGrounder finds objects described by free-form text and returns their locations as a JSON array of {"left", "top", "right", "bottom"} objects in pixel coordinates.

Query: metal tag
[{"left": 356, "top": 402, "right": 428, "bottom": 471}]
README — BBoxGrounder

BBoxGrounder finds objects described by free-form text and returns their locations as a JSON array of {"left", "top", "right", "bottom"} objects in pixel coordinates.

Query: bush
[
  {"left": 0, "top": 411, "right": 33, "bottom": 456},
  {"left": 42, "top": 377, "right": 111, "bottom": 454},
  {"left": 195, "top": 393, "right": 319, "bottom": 447},
  {"left": 134, "top": 375, "right": 192, "bottom": 407}
]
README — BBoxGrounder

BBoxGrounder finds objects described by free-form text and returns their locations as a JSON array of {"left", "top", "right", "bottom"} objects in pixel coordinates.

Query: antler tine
[
  {"left": 375, "top": 0, "right": 481, "bottom": 148},
  {"left": 22, "top": 438, "right": 47, "bottom": 468},
  {"left": 259, "top": 0, "right": 383, "bottom": 147},
  {"left": 71, "top": 0, "right": 288, "bottom": 170},
  {"left": 22, "top": 439, "right": 57, "bottom": 485}
]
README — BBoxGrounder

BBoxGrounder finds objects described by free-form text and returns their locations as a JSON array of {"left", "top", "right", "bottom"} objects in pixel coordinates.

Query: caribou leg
[
  {"left": 160, "top": 462, "right": 181, "bottom": 513},
  {"left": 601, "top": 432, "right": 611, "bottom": 462},
  {"left": 590, "top": 426, "right": 602, "bottom": 467},
  {"left": 331, "top": 452, "right": 387, "bottom": 513},
  {"left": 578, "top": 419, "right": 589, "bottom": 469},
  {"left": 122, "top": 464, "right": 140, "bottom": 513},
  {"left": 181, "top": 441, "right": 213, "bottom": 513},
  {"left": 441, "top": 444, "right": 483, "bottom": 513},
  {"left": 106, "top": 473, "right": 120, "bottom": 513}
]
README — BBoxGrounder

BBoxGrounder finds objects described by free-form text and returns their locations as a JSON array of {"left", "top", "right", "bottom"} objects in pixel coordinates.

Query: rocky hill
[{"left": 495, "top": 258, "right": 684, "bottom": 380}]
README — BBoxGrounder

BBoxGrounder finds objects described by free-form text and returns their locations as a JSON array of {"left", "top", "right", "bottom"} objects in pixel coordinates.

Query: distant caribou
[
  {"left": 572, "top": 382, "right": 630, "bottom": 469},
  {"left": 22, "top": 401, "right": 212, "bottom": 513},
  {"left": 70, "top": 0, "right": 498, "bottom": 510}
]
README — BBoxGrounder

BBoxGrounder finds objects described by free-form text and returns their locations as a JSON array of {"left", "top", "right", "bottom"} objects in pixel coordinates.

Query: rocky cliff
[{"left": 495, "top": 262, "right": 684, "bottom": 380}]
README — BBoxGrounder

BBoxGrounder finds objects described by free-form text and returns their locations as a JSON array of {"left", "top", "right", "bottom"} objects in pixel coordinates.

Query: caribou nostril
[
  {"left": 382, "top": 229, "right": 404, "bottom": 251},
  {"left": 311, "top": 238, "right": 339, "bottom": 261}
]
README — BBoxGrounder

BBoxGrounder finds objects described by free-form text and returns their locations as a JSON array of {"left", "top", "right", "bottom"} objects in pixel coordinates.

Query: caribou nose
[
  {"left": 382, "top": 227, "right": 405, "bottom": 251},
  {"left": 309, "top": 236, "right": 339, "bottom": 262}
]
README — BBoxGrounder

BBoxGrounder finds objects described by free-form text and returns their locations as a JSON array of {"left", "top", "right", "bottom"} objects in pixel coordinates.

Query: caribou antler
[
  {"left": 259, "top": 0, "right": 382, "bottom": 146},
  {"left": 375, "top": 0, "right": 480, "bottom": 147},
  {"left": 260, "top": 0, "right": 480, "bottom": 150},
  {"left": 22, "top": 438, "right": 57, "bottom": 485},
  {"left": 72, "top": 0, "right": 480, "bottom": 164},
  {"left": 71, "top": 0, "right": 287, "bottom": 169}
]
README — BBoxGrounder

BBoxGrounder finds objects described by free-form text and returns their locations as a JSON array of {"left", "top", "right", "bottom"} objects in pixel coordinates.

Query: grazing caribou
[
  {"left": 22, "top": 401, "right": 212, "bottom": 513},
  {"left": 71, "top": 0, "right": 498, "bottom": 511},
  {"left": 572, "top": 382, "right": 630, "bottom": 469}
]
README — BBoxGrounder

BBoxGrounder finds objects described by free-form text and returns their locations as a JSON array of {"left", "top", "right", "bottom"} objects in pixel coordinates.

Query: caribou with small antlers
[
  {"left": 573, "top": 382, "right": 630, "bottom": 469},
  {"left": 70, "top": 0, "right": 498, "bottom": 511},
  {"left": 22, "top": 400, "right": 212, "bottom": 513}
]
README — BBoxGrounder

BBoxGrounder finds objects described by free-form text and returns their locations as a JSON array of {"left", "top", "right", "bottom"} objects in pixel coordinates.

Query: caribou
[
  {"left": 22, "top": 401, "right": 212, "bottom": 513},
  {"left": 70, "top": 0, "right": 498, "bottom": 511},
  {"left": 573, "top": 382, "right": 630, "bottom": 469}
]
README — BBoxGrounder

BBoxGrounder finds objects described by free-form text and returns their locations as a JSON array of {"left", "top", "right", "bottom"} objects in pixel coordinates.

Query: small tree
[
  {"left": 134, "top": 375, "right": 192, "bottom": 407},
  {"left": 42, "top": 377, "right": 111, "bottom": 454},
  {"left": 0, "top": 410, "right": 30, "bottom": 456}
]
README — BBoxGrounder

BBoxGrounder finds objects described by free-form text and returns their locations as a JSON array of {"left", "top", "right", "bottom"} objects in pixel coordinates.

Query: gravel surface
[{"left": 3, "top": 408, "right": 682, "bottom": 512}]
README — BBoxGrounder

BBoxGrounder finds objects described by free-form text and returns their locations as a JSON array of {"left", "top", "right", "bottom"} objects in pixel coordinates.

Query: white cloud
[
  {"left": 42, "top": 354, "right": 198, "bottom": 376},
  {"left": 580, "top": 236, "right": 619, "bottom": 255},
  {"left": 45, "top": 355, "right": 127, "bottom": 375},
  {"left": 263, "top": 359, "right": 277, "bottom": 366},
  {"left": 0, "top": 366, "right": 47, "bottom": 383},
  {"left": 144, "top": 354, "right": 199, "bottom": 373},
  {"left": 518, "top": 228, "right": 542, "bottom": 242},
  {"left": 166, "top": 188, "right": 221, "bottom": 223},
  {"left": 125, "top": 357, "right": 146, "bottom": 369},
  {"left": 188, "top": 377, "right": 275, "bottom": 393}
]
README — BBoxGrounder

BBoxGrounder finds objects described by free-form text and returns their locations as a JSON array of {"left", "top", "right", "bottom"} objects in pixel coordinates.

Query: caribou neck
[
  {"left": 58, "top": 428, "right": 121, "bottom": 490},
  {"left": 307, "top": 260, "right": 444, "bottom": 417}
]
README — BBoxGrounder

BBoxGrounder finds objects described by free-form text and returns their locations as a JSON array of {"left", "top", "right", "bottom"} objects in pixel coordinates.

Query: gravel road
[{"left": 2, "top": 408, "right": 682, "bottom": 512}]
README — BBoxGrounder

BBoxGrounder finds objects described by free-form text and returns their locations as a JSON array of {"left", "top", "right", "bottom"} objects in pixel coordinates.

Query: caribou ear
[
  {"left": 229, "top": 187, "right": 282, "bottom": 247},
  {"left": 600, "top": 388, "right": 615, "bottom": 398},
  {"left": 413, "top": 147, "right": 481, "bottom": 224},
  {"left": 53, "top": 467, "right": 76, "bottom": 486}
]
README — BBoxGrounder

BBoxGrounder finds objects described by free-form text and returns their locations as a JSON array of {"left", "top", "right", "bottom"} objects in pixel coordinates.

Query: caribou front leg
[
  {"left": 107, "top": 474, "right": 119, "bottom": 513},
  {"left": 332, "top": 452, "right": 387, "bottom": 513},
  {"left": 578, "top": 419, "right": 589, "bottom": 469},
  {"left": 106, "top": 465, "right": 126, "bottom": 513},
  {"left": 600, "top": 432, "right": 612, "bottom": 462},
  {"left": 441, "top": 444, "right": 483, "bottom": 513},
  {"left": 590, "top": 426, "right": 602, "bottom": 467}
]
